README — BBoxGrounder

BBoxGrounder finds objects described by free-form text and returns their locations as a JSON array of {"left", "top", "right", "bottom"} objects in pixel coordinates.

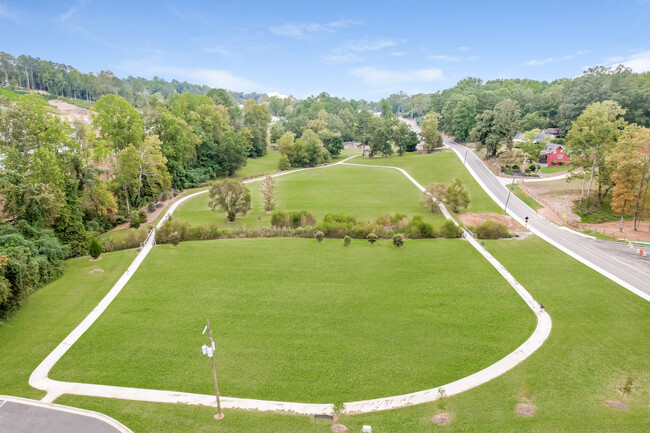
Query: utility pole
[
  {"left": 504, "top": 177, "right": 516, "bottom": 212},
  {"left": 202, "top": 318, "right": 224, "bottom": 420},
  {"left": 463, "top": 148, "right": 468, "bottom": 166}
]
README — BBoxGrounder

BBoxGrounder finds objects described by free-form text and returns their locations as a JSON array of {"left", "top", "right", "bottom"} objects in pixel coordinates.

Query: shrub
[
  {"left": 161, "top": 191, "right": 167, "bottom": 201},
  {"left": 367, "top": 233, "right": 378, "bottom": 244},
  {"left": 138, "top": 210, "right": 147, "bottom": 223},
  {"left": 278, "top": 155, "right": 291, "bottom": 171},
  {"left": 392, "top": 233, "right": 404, "bottom": 247},
  {"left": 475, "top": 220, "right": 510, "bottom": 239},
  {"left": 440, "top": 220, "right": 462, "bottom": 238},
  {"left": 131, "top": 218, "right": 141, "bottom": 229},
  {"left": 169, "top": 231, "right": 181, "bottom": 246},
  {"left": 343, "top": 235, "right": 351, "bottom": 247},
  {"left": 314, "top": 230, "right": 324, "bottom": 242},
  {"left": 148, "top": 202, "right": 156, "bottom": 212},
  {"left": 88, "top": 238, "right": 102, "bottom": 259},
  {"left": 406, "top": 215, "right": 436, "bottom": 239},
  {"left": 271, "top": 211, "right": 316, "bottom": 228}
]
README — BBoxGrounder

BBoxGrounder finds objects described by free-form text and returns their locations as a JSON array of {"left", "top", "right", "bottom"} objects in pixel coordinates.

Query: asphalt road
[
  {"left": 0, "top": 399, "right": 129, "bottom": 433},
  {"left": 444, "top": 138, "right": 650, "bottom": 301}
]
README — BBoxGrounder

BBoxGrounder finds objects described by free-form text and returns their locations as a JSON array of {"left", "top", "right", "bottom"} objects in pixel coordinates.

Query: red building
[{"left": 540, "top": 143, "right": 570, "bottom": 166}]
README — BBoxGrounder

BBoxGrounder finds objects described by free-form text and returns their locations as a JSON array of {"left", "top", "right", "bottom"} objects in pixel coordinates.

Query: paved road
[
  {"left": 444, "top": 137, "right": 650, "bottom": 301},
  {"left": 0, "top": 398, "right": 131, "bottom": 433}
]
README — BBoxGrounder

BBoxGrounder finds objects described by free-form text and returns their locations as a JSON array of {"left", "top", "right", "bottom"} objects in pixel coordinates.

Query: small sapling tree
[
  {"left": 260, "top": 175, "right": 276, "bottom": 213},
  {"left": 89, "top": 238, "right": 102, "bottom": 259},
  {"left": 367, "top": 233, "right": 378, "bottom": 244},
  {"left": 446, "top": 178, "right": 470, "bottom": 212},
  {"left": 314, "top": 230, "right": 324, "bottom": 242},
  {"left": 209, "top": 179, "right": 251, "bottom": 222},
  {"left": 343, "top": 235, "right": 351, "bottom": 246},
  {"left": 393, "top": 233, "right": 404, "bottom": 247}
]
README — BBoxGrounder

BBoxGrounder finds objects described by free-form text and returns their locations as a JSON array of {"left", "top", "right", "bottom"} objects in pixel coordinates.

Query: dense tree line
[{"left": 0, "top": 52, "right": 265, "bottom": 107}]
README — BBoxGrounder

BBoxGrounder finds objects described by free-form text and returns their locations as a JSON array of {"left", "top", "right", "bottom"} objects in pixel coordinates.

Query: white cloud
[
  {"left": 322, "top": 52, "right": 363, "bottom": 64},
  {"left": 428, "top": 54, "right": 461, "bottom": 62},
  {"left": 390, "top": 52, "right": 406, "bottom": 57},
  {"left": 0, "top": 2, "right": 19, "bottom": 20},
  {"left": 613, "top": 50, "right": 650, "bottom": 72},
  {"left": 345, "top": 39, "right": 397, "bottom": 51},
  {"left": 457, "top": 46, "right": 471, "bottom": 52},
  {"left": 116, "top": 60, "right": 262, "bottom": 92},
  {"left": 606, "top": 56, "right": 624, "bottom": 63},
  {"left": 203, "top": 46, "right": 231, "bottom": 56},
  {"left": 269, "top": 20, "right": 357, "bottom": 38},
  {"left": 350, "top": 66, "right": 444, "bottom": 86},
  {"left": 525, "top": 50, "right": 589, "bottom": 66},
  {"left": 59, "top": 6, "right": 76, "bottom": 22}
]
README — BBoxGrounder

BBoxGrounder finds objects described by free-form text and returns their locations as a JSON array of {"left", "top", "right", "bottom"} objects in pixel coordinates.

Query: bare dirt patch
[
  {"left": 605, "top": 400, "right": 629, "bottom": 409},
  {"left": 48, "top": 99, "right": 90, "bottom": 123},
  {"left": 580, "top": 220, "right": 650, "bottom": 242},
  {"left": 89, "top": 268, "right": 104, "bottom": 274},
  {"left": 432, "top": 412, "right": 451, "bottom": 425},
  {"left": 89, "top": 256, "right": 103, "bottom": 262},
  {"left": 459, "top": 213, "right": 523, "bottom": 231},
  {"left": 516, "top": 403, "right": 536, "bottom": 416},
  {"left": 331, "top": 424, "right": 348, "bottom": 432}
]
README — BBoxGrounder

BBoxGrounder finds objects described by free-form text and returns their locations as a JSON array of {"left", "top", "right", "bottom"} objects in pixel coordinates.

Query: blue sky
[{"left": 1, "top": 0, "right": 649, "bottom": 99}]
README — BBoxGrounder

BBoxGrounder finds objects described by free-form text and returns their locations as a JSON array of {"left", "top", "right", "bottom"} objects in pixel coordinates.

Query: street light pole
[
  {"left": 463, "top": 148, "right": 468, "bottom": 166},
  {"left": 202, "top": 318, "right": 224, "bottom": 420},
  {"left": 504, "top": 177, "right": 516, "bottom": 212}
]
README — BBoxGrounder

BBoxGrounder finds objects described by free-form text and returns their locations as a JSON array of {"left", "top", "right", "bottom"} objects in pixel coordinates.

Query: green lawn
[
  {"left": 351, "top": 152, "right": 505, "bottom": 214},
  {"left": 51, "top": 238, "right": 534, "bottom": 403},
  {"left": 53, "top": 236, "right": 650, "bottom": 432},
  {"left": 174, "top": 164, "right": 447, "bottom": 228},
  {"left": 512, "top": 185, "right": 543, "bottom": 211},
  {"left": 0, "top": 87, "right": 23, "bottom": 100},
  {"left": 0, "top": 249, "right": 137, "bottom": 399},
  {"left": 540, "top": 165, "right": 570, "bottom": 174}
]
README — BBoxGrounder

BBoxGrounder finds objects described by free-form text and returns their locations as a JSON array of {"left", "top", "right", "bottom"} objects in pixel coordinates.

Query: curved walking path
[{"left": 30, "top": 155, "right": 551, "bottom": 416}]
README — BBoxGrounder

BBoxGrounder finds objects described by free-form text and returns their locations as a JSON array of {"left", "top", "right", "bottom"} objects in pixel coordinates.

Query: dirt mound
[
  {"left": 331, "top": 424, "right": 348, "bottom": 432},
  {"left": 605, "top": 400, "right": 629, "bottom": 409},
  {"left": 459, "top": 213, "right": 523, "bottom": 230},
  {"left": 432, "top": 412, "right": 451, "bottom": 425},
  {"left": 516, "top": 403, "right": 536, "bottom": 416},
  {"left": 89, "top": 268, "right": 104, "bottom": 274}
]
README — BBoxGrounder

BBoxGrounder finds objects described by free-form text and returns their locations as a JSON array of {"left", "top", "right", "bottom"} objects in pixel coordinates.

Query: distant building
[{"left": 540, "top": 143, "right": 569, "bottom": 166}]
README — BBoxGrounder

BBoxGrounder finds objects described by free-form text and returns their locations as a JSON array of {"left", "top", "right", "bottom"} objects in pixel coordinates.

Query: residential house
[{"left": 540, "top": 143, "right": 570, "bottom": 166}]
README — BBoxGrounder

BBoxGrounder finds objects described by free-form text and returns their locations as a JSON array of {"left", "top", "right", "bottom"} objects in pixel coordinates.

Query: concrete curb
[
  {"left": 0, "top": 395, "right": 133, "bottom": 432},
  {"left": 29, "top": 154, "right": 552, "bottom": 415}
]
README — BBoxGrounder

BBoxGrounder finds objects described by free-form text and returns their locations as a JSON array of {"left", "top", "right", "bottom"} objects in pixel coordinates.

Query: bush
[
  {"left": 131, "top": 218, "right": 141, "bottom": 229},
  {"left": 88, "top": 238, "right": 102, "bottom": 259},
  {"left": 148, "top": 202, "right": 156, "bottom": 212},
  {"left": 278, "top": 155, "right": 291, "bottom": 171},
  {"left": 440, "top": 220, "right": 462, "bottom": 238},
  {"left": 475, "top": 220, "right": 510, "bottom": 239},
  {"left": 271, "top": 210, "right": 316, "bottom": 228},
  {"left": 343, "top": 235, "right": 351, "bottom": 246},
  {"left": 138, "top": 210, "right": 147, "bottom": 223},
  {"left": 406, "top": 215, "right": 437, "bottom": 239},
  {"left": 367, "top": 233, "right": 378, "bottom": 244},
  {"left": 314, "top": 230, "right": 324, "bottom": 243},
  {"left": 392, "top": 233, "right": 404, "bottom": 247},
  {"left": 169, "top": 231, "right": 181, "bottom": 246}
]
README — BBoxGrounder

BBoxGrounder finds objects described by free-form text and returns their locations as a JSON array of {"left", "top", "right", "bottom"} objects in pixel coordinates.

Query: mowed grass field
[
  {"left": 0, "top": 249, "right": 137, "bottom": 399},
  {"left": 174, "top": 163, "right": 447, "bottom": 228},
  {"left": 351, "top": 151, "right": 505, "bottom": 215},
  {"left": 50, "top": 238, "right": 534, "bottom": 403},
  {"left": 53, "top": 237, "right": 650, "bottom": 432}
]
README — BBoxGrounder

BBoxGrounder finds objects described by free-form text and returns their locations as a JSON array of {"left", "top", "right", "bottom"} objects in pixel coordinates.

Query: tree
[
  {"left": 517, "top": 129, "right": 550, "bottom": 173},
  {"left": 392, "top": 233, "right": 404, "bottom": 247},
  {"left": 216, "top": 131, "right": 248, "bottom": 176},
  {"left": 270, "top": 122, "right": 285, "bottom": 143},
  {"left": 277, "top": 131, "right": 296, "bottom": 156},
  {"left": 493, "top": 99, "right": 521, "bottom": 150},
  {"left": 380, "top": 98, "right": 394, "bottom": 119},
  {"left": 446, "top": 179, "right": 470, "bottom": 212},
  {"left": 366, "top": 117, "right": 394, "bottom": 157},
  {"left": 260, "top": 175, "right": 276, "bottom": 213},
  {"left": 566, "top": 101, "right": 627, "bottom": 205},
  {"left": 520, "top": 112, "right": 549, "bottom": 131},
  {"left": 424, "top": 183, "right": 447, "bottom": 212},
  {"left": 367, "top": 233, "right": 378, "bottom": 244},
  {"left": 314, "top": 230, "right": 325, "bottom": 243},
  {"left": 91, "top": 94, "right": 143, "bottom": 152},
  {"left": 319, "top": 129, "right": 344, "bottom": 156},
  {"left": 451, "top": 95, "right": 478, "bottom": 141},
  {"left": 208, "top": 179, "right": 251, "bottom": 222},
  {"left": 471, "top": 109, "right": 500, "bottom": 156},
  {"left": 393, "top": 122, "right": 419, "bottom": 155},
  {"left": 114, "top": 145, "right": 141, "bottom": 213},
  {"left": 608, "top": 124, "right": 650, "bottom": 231},
  {"left": 278, "top": 155, "right": 291, "bottom": 170},
  {"left": 243, "top": 99, "right": 270, "bottom": 157},
  {"left": 88, "top": 238, "right": 102, "bottom": 259},
  {"left": 421, "top": 112, "right": 442, "bottom": 153}
]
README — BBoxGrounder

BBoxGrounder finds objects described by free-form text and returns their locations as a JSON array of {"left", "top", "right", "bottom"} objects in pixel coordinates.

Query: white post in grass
[{"left": 202, "top": 318, "right": 224, "bottom": 420}]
